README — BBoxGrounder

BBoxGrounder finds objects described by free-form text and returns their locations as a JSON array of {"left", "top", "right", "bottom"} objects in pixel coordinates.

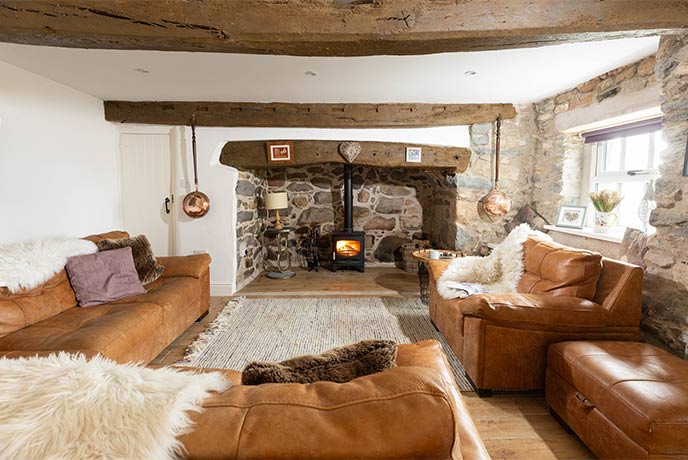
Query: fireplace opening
[{"left": 336, "top": 239, "right": 361, "bottom": 257}]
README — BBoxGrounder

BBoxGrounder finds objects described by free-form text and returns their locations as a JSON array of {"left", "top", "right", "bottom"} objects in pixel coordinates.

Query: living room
[{"left": 0, "top": 2, "right": 687, "bottom": 459}]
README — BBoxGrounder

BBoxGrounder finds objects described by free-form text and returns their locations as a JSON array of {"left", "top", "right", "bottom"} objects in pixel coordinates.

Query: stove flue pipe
[{"left": 343, "top": 163, "right": 353, "bottom": 232}]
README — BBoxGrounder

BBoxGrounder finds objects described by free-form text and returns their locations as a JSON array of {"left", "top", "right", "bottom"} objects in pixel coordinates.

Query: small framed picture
[
  {"left": 555, "top": 205, "right": 588, "bottom": 229},
  {"left": 406, "top": 146, "right": 422, "bottom": 163},
  {"left": 266, "top": 141, "right": 294, "bottom": 165}
]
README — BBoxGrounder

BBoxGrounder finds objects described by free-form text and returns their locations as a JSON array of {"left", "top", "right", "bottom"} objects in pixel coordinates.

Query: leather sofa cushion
[
  {"left": 0, "top": 302, "right": 164, "bottom": 364},
  {"left": 110, "top": 276, "right": 200, "bottom": 344},
  {"left": 459, "top": 293, "right": 607, "bottom": 328},
  {"left": 0, "top": 271, "right": 78, "bottom": 338},
  {"left": 518, "top": 237, "right": 602, "bottom": 300},
  {"left": 548, "top": 341, "right": 688, "bottom": 454}
]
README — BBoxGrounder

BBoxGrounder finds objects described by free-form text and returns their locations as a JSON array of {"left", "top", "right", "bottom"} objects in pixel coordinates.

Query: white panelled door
[{"left": 118, "top": 131, "right": 175, "bottom": 256}]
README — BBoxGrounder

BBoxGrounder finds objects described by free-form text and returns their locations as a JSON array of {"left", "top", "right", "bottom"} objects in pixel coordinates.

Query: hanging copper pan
[
  {"left": 182, "top": 115, "right": 211, "bottom": 218},
  {"left": 478, "top": 116, "right": 512, "bottom": 222}
]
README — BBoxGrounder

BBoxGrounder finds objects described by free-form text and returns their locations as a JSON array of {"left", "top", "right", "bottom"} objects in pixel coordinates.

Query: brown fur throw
[
  {"left": 96, "top": 235, "right": 165, "bottom": 285},
  {"left": 241, "top": 340, "right": 397, "bottom": 385}
]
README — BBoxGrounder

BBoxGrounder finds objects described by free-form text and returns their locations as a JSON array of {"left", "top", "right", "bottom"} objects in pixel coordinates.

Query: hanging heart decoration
[{"left": 338, "top": 141, "right": 362, "bottom": 163}]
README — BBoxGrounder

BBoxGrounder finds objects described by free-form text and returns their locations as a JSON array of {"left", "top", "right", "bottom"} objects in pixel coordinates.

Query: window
[{"left": 587, "top": 128, "right": 664, "bottom": 232}]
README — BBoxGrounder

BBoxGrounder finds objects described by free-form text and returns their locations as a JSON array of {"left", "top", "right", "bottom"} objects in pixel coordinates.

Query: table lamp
[{"left": 265, "top": 192, "right": 288, "bottom": 230}]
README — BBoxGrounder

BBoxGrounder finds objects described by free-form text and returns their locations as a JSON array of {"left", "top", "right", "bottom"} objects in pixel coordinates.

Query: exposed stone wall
[
  {"left": 235, "top": 169, "right": 266, "bottom": 289},
  {"left": 450, "top": 104, "right": 538, "bottom": 254},
  {"left": 644, "top": 34, "right": 688, "bottom": 357},
  {"left": 420, "top": 170, "right": 459, "bottom": 250},
  {"left": 526, "top": 47, "right": 688, "bottom": 357},
  {"left": 265, "top": 164, "right": 434, "bottom": 265},
  {"left": 532, "top": 55, "right": 657, "bottom": 220}
]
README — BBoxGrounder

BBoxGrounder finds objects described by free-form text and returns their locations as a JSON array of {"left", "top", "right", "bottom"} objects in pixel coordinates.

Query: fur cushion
[
  {"left": 97, "top": 235, "right": 165, "bottom": 284},
  {"left": 241, "top": 339, "right": 397, "bottom": 385}
]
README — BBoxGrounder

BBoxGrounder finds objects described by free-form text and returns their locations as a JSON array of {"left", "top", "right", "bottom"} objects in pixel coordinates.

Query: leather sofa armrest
[
  {"left": 427, "top": 259, "right": 452, "bottom": 282},
  {"left": 459, "top": 293, "right": 608, "bottom": 328},
  {"left": 157, "top": 254, "right": 211, "bottom": 279}
]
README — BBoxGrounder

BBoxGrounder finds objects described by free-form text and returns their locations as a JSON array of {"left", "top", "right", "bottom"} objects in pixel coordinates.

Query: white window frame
[{"left": 586, "top": 131, "right": 661, "bottom": 230}]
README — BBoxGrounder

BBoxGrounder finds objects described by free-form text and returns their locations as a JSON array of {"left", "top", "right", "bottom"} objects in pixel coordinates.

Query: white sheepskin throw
[
  {"left": 0, "top": 353, "right": 230, "bottom": 460},
  {"left": 0, "top": 238, "right": 97, "bottom": 293},
  {"left": 437, "top": 224, "right": 552, "bottom": 300}
]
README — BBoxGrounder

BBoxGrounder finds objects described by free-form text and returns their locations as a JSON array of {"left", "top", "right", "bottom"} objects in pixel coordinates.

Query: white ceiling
[{"left": 0, "top": 37, "right": 659, "bottom": 104}]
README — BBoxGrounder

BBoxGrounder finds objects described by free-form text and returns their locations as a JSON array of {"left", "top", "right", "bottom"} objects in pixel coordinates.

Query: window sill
[{"left": 544, "top": 225, "right": 624, "bottom": 244}]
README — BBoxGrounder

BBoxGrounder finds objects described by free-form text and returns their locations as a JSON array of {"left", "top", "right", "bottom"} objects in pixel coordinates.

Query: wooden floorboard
[
  {"left": 463, "top": 394, "right": 595, "bottom": 460},
  {"left": 237, "top": 266, "right": 420, "bottom": 298},
  {"left": 153, "top": 267, "right": 595, "bottom": 459}
]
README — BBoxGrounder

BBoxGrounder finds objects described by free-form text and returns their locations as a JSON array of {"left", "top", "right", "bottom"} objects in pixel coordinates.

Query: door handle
[{"left": 164, "top": 197, "right": 171, "bottom": 214}]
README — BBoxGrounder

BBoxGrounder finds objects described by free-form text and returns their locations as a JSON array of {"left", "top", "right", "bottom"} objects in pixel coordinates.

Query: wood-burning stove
[
  {"left": 332, "top": 231, "right": 365, "bottom": 272},
  {"left": 332, "top": 164, "right": 365, "bottom": 272}
]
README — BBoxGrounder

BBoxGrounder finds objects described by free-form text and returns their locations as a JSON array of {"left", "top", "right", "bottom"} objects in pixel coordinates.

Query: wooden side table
[
  {"left": 412, "top": 250, "right": 462, "bottom": 304},
  {"left": 263, "top": 227, "right": 296, "bottom": 279}
]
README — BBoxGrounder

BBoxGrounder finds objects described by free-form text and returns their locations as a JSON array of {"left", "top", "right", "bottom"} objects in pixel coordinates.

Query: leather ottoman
[{"left": 546, "top": 341, "right": 688, "bottom": 459}]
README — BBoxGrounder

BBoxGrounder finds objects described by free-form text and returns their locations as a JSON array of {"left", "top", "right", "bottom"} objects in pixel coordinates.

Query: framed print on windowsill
[{"left": 555, "top": 205, "right": 588, "bottom": 229}]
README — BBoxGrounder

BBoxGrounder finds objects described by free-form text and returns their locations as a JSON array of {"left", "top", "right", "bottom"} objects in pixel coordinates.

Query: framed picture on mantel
[
  {"left": 266, "top": 141, "right": 294, "bottom": 165},
  {"left": 406, "top": 146, "right": 422, "bottom": 163}
]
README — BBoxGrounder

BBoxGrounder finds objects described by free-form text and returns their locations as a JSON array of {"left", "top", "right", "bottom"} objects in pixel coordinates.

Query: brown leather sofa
[
  {"left": 427, "top": 236, "right": 643, "bottom": 393},
  {"left": 179, "top": 340, "right": 491, "bottom": 460},
  {"left": 0, "top": 231, "right": 210, "bottom": 364}
]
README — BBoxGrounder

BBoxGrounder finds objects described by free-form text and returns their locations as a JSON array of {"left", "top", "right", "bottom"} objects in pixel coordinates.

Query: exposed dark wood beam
[
  {"left": 0, "top": 1, "right": 685, "bottom": 56},
  {"left": 220, "top": 140, "right": 470, "bottom": 172},
  {"left": 104, "top": 101, "right": 515, "bottom": 128}
]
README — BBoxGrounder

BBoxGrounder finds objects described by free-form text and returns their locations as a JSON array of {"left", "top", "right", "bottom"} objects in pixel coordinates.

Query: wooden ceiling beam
[
  {"left": 0, "top": 1, "right": 685, "bottom": 56},
  {"left": 104, "top": 101, "right": 515, "bottom": 128},
  {"left": 220, "top": 140, "right": 470, "bottom": 172}
]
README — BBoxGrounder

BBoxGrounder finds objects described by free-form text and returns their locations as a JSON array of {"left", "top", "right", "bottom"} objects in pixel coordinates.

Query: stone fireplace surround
[{"left": 234, "top": 163, "right": 459, "bottom": 287}]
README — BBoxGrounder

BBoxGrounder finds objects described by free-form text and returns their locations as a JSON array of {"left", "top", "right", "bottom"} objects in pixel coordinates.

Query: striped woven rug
[{"left": 179, "top": 297, "right": 473, "bottom": 391}]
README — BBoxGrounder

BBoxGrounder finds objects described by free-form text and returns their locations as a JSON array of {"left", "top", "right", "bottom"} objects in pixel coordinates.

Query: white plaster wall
[
  {"left": 0, "top": 60, "right": 120, "bottom": 244},
  {"left": 172, "top": 126, "right": 470, "bottom": 294}
]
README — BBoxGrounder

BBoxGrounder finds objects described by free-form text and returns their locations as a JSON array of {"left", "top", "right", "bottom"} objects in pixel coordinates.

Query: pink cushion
[{"left": 66, "top": 247, "right": 145, "bottom": 307}]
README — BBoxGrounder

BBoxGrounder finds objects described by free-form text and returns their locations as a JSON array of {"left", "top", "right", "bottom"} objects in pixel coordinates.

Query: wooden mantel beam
[
  {"left": 220, "top": 140, "right": 471, "bottom": 172},
  {"left": 0, "top": 1, "right": 686, "bottom": 56},
  {"left": 104, "top": 101, "right": 516, "bottom": 128}
]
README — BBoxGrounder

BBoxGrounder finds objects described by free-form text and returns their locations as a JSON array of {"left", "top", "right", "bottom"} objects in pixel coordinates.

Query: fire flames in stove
[{"left": 336, "top": 240, "right": 361, "bottom": 257}]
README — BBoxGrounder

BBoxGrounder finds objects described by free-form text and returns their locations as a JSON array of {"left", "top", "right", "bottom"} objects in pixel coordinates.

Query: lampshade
[{"left": 265, "top": 192, "right": 288, "bottom": 210}]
